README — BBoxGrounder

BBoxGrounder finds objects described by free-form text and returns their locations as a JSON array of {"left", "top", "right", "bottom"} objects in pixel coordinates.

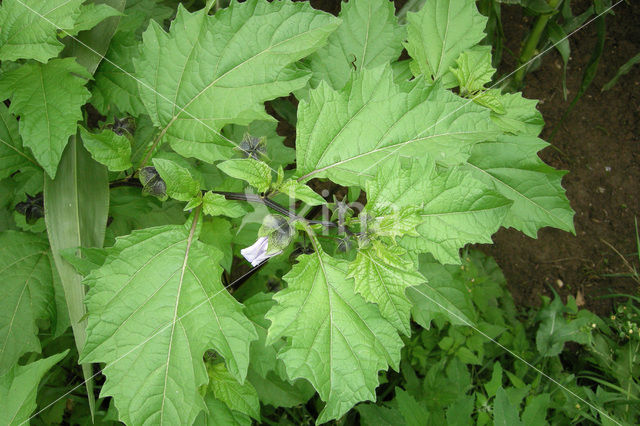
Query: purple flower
[{"left": 240, "top": 236, "right": 281, "bottom": 266}]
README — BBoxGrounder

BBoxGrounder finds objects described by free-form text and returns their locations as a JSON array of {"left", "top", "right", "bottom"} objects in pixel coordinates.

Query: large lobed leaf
[
  {"left": 348, "top": 241, "right": 424, "bottom": 335},
  {"left": 404, "top": 0, "right": 487, "bottom": 82},
  {"left": 0, "top": 231, "right": 56, "bottom": 375},
  {"left": 0, "top": 58, "right": 92, "bottom": 178},
  {"left": 365, "top": 157, "right": 512, "bottom": 264},
  {"left": 81, "top": 221, "right": 257, "bottom": 425},
  {"left": 0, "top": 0, "right": 121, "bottom": 64},
  {"left": 465, "top": 135, "right": 575, "bottom": 237},
  {"left": 401, "top": 165, "right": 512, "bottom": 264},
  {"left": 266, "top": 247, "right": 403, "bottom": 423},
  {"left": 295, "top": 65, "right": 497, "bottom": 187},
  {"left": 134, "top": 0, "right": 339, "bottom": 163},
  {"left": 0, "top": 0, "right": 83, "bottom": 62},
  {"left": 307, "top": 0, "right": 404, "bottom": 90}
]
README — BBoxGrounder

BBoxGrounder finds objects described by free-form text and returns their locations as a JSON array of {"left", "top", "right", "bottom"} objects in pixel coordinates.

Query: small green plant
[{"left": 355, "top": 251, "right": 636, "bottom": 426}]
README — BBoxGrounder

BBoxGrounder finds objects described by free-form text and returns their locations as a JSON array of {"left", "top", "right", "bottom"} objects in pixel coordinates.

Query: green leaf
[
  {"left": 217, "top": 159, "right": 272, "bottom": 193},
  {"left": 107, "top": 187, "right": 187, "bottom": 239},
  {"left": 357, "top": 403, "right": 404, "bottom": 426},
  {"left": 134, "top": 2, "right": 339, "bottom": 162},
  {"left": 207, "top": 362, "right": 260, "bottom": 420},
  {"left": 408, "top": 255, "right": 476, "bottom": 328},
  {"left": 276, "top": 179, "right": 325, "bottom": 206},
  {"left": 91, "top": 31, "right": 146, "bottom": 116},
  {"left": 465, "top": 136, "right": 575, "bottom": 237},
  {"left": 489, "top": 91, "right": 544, "bottom": 136},
  {"left": 153, "top": 158, "right": 201, "bottom": 202},
  {"left": 535, "top": 296, "right": 592, "bottom": 357},
  {"left": 243, "top": 293, "right": 278, "bottom": 378},
  {"left": 364, "top": 157, "right": 511, "bottom": 264},
  {"left": 81, "top": 223, "right": 257, "bottom": 425},
  {"left": 59, "top": 246, "right": 108, "bottom": 277},
  {"left": 307, "top": 0, "right": 404, "bottom": 90},
  {"left": 0, "top": 58, "right": 92, "bottom": 178},
  {"left": 71, "top": 3, "right": 122, "bottom": 34},
  {"left": 396, "top": 388, "right": 430, "bottom": 426},
  {"left": 0, "top": 0, "right": 83, "bottom": 62},
  {"left": 365, "top": 157, "right": 433, "bottom": 211},
  {"left": 63, "top": 0, "right": 126, "bottom": 75},
  {"left": 0, "top": 103, "right": 36, "bottom": 180},
  {"left": 79, "top": 127, "right": 132, "bottom": 171},
  {"left": 521, "top": 393, "right": 550, "bottom": 425},
  {"left": 44, "top": 138, "right": 109, "bottom": 415},
  {"left": 202, "top": 192, "right": 248, "bottom": 218},
  {"left": 402, "top": 166, "right": 512, "bottom": 264},
  {"left": 0, "top": 350, "right": 69, "bottom": 426},
  {"left": 365, "top": 207, "right": 421, "bottom": 241},
  {"left": 0, "top": 232, "right": 55, "bottom": 375},
  {"left": 199, "top": 217, "right": 234, "bottom": 272},
  {"left": 196, "top": 394, "right": 251, "bottom": 426},
  {"left": 445, "top": 394, "right": 475, "bottom": 426},
  {"left": 472, "top": 89, "right": 505, "bottom": 115},
  {"left": 493, "top": 387, "right": 523, "bottom": 426},
  {"left": 404, "top": 0, "right": 487, "bottom": 81},
  {"left": 250, "top": 371, "right": 315, "bottom": 409},
  {"left": 547, "top": 22, "right": 570, "bottom": 99},
  {"left": 296, "top": 65, "right": 497, "bottom": 187},
  {"left": 450, "top": 45, "right": 496, "bottom": 93},
  {"left": 603, "top": 51, "right": 640, "bottom": 91},
  {"left": 266, "top": 247, "right": 403, "bottom": 423},
  {"left": 116, "top": 0, "right": 173, "bottom": 36},
  {"left": 484, "top": 362, "right": 503, "bottom": 398},
  {"left": 349, "top": 241, "right": 424, "bottom": 336},
  {"left": 242, "top": 293, "right": 317, "bottom": 409}
]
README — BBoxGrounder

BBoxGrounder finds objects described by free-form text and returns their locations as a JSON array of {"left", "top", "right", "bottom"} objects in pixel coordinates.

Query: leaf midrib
[
  {"left": 300, "top": 130, "right": 482, "bottom": 181},
  {"left": 466, "top": 162, "right": 570, "bottom": 227},
  {"left": 160, "top": 212, "right": 200, "bottom": 425}
]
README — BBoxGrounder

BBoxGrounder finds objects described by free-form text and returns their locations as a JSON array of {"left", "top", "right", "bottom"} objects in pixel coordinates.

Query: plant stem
[
  {"left": 512, "top": 0, "right": 562, "bottom": 89},
  {"left": 210, "top": 190, "right": 341, "bottom": 230},
  {"left": 300, "top": 220, "right": 322, "bottom": 253},
  {"left": 108, "top": 178, "right": 351, "bottom": 234}
]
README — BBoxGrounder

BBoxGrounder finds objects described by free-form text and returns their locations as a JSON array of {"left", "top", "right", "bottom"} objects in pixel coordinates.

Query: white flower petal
[{"left": 241, "top": 236, "right": 281, "bottom": 266}]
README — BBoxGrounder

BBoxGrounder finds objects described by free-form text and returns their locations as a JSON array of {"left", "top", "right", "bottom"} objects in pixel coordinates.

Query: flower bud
[
  {"left": 138, "top": 166, "right": 167, "bottom": 201},
  {"left": 238, "top": 133, "right": 267, "bottom": 160}
]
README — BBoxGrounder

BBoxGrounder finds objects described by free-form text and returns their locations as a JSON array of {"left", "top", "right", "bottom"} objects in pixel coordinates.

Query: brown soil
[{"left": 479, "top": 1, "right": 640, "bottom": 314}]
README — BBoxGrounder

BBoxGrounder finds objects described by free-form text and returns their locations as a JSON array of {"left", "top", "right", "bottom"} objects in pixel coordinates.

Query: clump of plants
[{"left": 0, "top": 0, "right": 588, "bottom": 424}]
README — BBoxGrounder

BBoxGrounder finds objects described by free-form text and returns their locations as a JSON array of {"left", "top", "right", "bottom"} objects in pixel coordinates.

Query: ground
[{"left": 481, "top": 1, "right": 640, "bottom": 314}]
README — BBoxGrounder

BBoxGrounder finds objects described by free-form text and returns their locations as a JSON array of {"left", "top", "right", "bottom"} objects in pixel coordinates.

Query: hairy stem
[{"left": 108, "top": 179, "right": 347, "bottom": 232}]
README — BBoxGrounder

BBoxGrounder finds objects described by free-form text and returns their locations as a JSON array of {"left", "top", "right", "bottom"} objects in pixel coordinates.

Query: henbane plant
[{"left": 0, "top": 0, "right": 574, "bottom": 424}]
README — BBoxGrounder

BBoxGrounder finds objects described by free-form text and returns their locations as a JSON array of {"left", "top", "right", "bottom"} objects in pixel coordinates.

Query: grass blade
[{"left": 44, "top": 138, "right": 109, "bottom": 418}]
